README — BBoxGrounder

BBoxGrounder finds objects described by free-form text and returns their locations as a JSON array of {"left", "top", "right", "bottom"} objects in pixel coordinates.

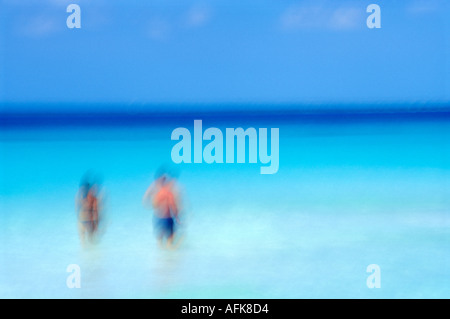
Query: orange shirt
[{"left": 153, "top": 185, "right": 177, "bottom": 218}]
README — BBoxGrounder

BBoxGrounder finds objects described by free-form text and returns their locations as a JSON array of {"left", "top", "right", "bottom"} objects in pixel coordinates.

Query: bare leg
[
  {"left": 89, "top": 220, "right": 98, "bottom": 244},
  {"left": 78, "top": 222, "right": 86, "bottom": 246},
  {"left": 157, "top": 234, "right": 164, "bottom": 248},
  {"left": 167, "top": 234, "right": 174, "bottom": 247}
]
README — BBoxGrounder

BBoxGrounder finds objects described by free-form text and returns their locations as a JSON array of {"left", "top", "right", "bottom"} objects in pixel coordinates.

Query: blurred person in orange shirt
[{"left": 143, "top": 170, "right": 181, "bottom": 249}]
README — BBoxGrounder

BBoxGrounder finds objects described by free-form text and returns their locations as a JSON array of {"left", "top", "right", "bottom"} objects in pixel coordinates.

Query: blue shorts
[{"left": 154, "top": 217, "right": 174, "bottom": 238}]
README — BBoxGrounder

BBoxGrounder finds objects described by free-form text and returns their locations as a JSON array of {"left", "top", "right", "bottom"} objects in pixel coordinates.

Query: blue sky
[{"left": 0, "top": 0, "right": 448, "bottom": 110}]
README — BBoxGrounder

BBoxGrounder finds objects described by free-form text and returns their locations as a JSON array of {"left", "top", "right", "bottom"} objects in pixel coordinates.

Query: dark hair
[
  {"left": 154, "top": 166, "right": 169, "bottom": 180},
  {"left": 80, "top": 183, "right": 90, "bottom": 199},
  {"left": 154, "top": 164, "right": 180, "bottom": 181},
  {"left": 80, "top": 170, "right": 95, "bottom": 198}
]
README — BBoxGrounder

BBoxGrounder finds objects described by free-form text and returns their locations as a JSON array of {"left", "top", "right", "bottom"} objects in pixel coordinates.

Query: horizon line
[
  {"left": 1, "top": 104, "right": 450, "bottom": 129},
  {"left": 1, "top": 101, "right": 449, "bottom": 114}
]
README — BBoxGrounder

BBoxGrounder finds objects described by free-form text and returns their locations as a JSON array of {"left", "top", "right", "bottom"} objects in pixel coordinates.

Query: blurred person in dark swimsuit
[{"left": 76, "top": 176, "right": 101, "bottom": 245}]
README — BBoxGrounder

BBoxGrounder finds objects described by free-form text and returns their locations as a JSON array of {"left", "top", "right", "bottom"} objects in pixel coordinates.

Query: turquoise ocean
[{"left": 0, "top": 109, "right": 449, "bottom": 298}]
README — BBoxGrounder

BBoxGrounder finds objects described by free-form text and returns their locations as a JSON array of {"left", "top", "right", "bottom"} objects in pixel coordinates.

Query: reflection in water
[
  {"left": 151, "top": 249, "right": 183, "bottom": 294},
  {"left": 77, "top": 244, "right": 106, "bottom": 297}
]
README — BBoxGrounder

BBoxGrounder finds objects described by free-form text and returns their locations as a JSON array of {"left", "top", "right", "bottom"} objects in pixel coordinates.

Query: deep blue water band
[{"left": 1, "top": 106, "right": 450, "bottom": 128}]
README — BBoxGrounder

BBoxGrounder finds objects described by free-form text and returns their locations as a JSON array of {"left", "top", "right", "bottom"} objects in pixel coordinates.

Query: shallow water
[{"left": 0, "top": 116, "right": 449, "bottom": 298}]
